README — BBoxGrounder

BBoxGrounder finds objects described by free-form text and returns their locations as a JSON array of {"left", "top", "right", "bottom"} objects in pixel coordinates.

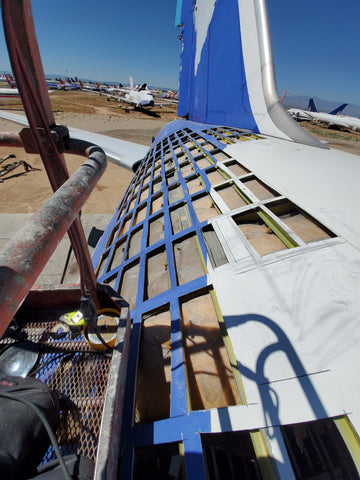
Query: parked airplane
[
  {"left": 0, "top": 87, "right": 20, "bottom": 100},
  {"left": 99, "top": 77, "right": 168, "bottom": 109},
  {"left": 0, "top": 84, "right": 56, "bottom": 100},
  {"left": 0, "top": 0, "right": 360, "bottom": 479},
  {"left": 79, "top": 80, "right": 100, "bottom": 91},
  {"left": 96, "top": 82, "right": 125, "bottom": 94},
  {"left": 118, "top": 77, "right": 155, "bottom": 108},
  {"left": 0, "top": 73, "right": 20, "bottom": 99},
  {"left": 159, "top": 90, "right": 179, "bottom": 105},
  {"left": 288, "top": 97, "right": 348, "bottom": 118},
  {"left": 58, "top": 79, "right": 81, "bottom": 90},
  {"left": 98, "top": 76, "right": 156, "bottom": 109},
  {"left": 161, "top": 90, "right": 176, "bottom": 99},
  {"left": 2, "top": 73, "right": 72, "bottom": 92},
  {"left": 288, "top": 98, "right": 360, "bottom": 130},
  {"left": 306, "top": 98, "right": 348, "bottom": 115}
]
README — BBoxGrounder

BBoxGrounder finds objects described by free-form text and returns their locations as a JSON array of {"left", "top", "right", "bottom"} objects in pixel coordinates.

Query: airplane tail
[
  {"left": 129, "top": 75, "right": 133, "bottom": 90},
  {"left": 5, "top": 73, "right": 15, "bottom": 87},
  {"left": 308, "top": 98, "right": 318, "bottom": 112},
  {"left": 176, "top": 0, "right": 324, "bottom": 148},
  {"left": 329, "top": 103, "right": 348, "bottom": 115}
]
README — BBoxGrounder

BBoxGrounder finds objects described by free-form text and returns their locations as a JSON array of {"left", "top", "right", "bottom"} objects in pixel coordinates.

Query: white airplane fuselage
[
  {"left": 125, "top": 89, "right": 154, "bottom": 108},
  {"left": 289, "top": 107, "right": 360, "bottom": 131},
  {"left": 0, "top": 87, "right": 20, "bottom": 100}
]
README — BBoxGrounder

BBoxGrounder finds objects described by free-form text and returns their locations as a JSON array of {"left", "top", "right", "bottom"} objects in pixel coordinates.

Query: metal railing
[{"left": 0, "top": 0, "right": 108, "bottom": 333}]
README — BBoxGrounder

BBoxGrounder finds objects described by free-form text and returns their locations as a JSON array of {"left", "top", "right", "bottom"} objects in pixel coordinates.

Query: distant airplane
[
  {"left": 96, "top": 83, "right": 125, "bottom": 94},
  {"left": 289, "top": 98, "right": 348, "bottom": 118},
  {"left": 308, "top": 98, "right": 348, "bottom": 115},
  {"left": 79, "top": 80, "right": 100, "bottom": 92},
  {"left": 100, "top": 76, "right": 155, "bottom": 109},
  {"left": 328, "top": 103, "right": 349, "bottom": 115},
  {"left": 1, "top": 73, "right": 56, "bottom": 98},
  {"left": 159, "top": 90, "right": 179, "bottom": 105},
  {"left": 0, "top": 87, "right": 20, "bottom": 100},
  {"left": 120, "top": 77, "right": 155, "bottom": 108},
  {"left": 288, "top": 98, "right": 360, "bottom": 130},
  {"left": 58, "top": 79, "right": 81, "bottom": 90},
  {"left": 0, "top": 73, "right": 20, "bottom": 98},
  {"left": 4, "top": 73, "right": 16, "bottom": 88}
]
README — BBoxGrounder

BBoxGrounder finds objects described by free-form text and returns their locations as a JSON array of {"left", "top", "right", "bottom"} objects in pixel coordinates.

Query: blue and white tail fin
[
  {"left": 308, "top": 98, "right": 348, "bottom": 115},
  {"left": 308, "top": 98, "right": 318, "bottom": 112},
  {"left": 329, "top": 103, "right": 348, "bottom": 115},
  {"left": 176, "top": 0, "right": 324, "bottom": 148}
]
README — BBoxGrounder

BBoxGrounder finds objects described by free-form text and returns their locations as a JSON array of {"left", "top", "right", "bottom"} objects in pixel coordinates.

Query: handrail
[
  {"left": 0, "top": 0, "right": 111, "bottom": 335},
  {"left": 0, "top": 136, "right": 107, "bottom": 336},
  {"left": 1, "top": 0, "right": 100, "bottom": 294}
]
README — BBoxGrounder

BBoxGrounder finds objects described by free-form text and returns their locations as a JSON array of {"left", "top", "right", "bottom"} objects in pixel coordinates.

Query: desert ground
[
  {"left": 0, "top": 89, "right": 178, "bottom": 214},
  {"left": 0, "top": 89, "right": 359, "bottom": 214}
]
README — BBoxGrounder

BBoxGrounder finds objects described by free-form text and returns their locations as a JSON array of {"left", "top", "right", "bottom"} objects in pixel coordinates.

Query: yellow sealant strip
[
  {"left": 250, "top": 430, "right": 277, "bottom": 480},
  {"left": 210, "top": 289, "right": 247, "bottom": 405},
  {"left": 334, "top": 416, "right": 360, "bottom": 474},
  {"left": 257, "top": 209, "right": 299, "bottom": 249}
]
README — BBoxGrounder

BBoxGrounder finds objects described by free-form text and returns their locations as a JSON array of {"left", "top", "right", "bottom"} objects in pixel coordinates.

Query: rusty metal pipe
[
  {"left": 0, "top": 132, "right": 23, "bottom": 148},
  {"left": 1, "top": 0, "right": 100, "bottom": 296},
  {"left": 0, "top": 143, "right": 107, "bottom": 335}
]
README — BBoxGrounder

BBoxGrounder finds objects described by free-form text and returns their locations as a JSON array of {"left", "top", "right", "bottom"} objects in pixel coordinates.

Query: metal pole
[
  {"left": 1, "top": 0, "right": 99, "bottom": 291},
  {"left": 0, "top": 142, "right": 107, "bottom": 335}
]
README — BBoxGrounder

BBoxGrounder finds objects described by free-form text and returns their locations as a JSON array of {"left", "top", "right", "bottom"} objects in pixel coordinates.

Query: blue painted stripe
[
  {"left": 178, "top": 0, "right": 259, "bottom": 132},
  {"left": 94, "top": 121, "right": 252, "bottom": 478}
]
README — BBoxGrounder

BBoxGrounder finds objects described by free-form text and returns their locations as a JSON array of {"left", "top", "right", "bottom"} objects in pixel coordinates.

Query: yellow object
[
  {"left": 334, "top": 416, "right": 360, "bottom": 474},
  {"left": 83, "top": 308, "right": 120, "bottom": 351},
  {"left": 60, "top": 310, "right": 85, "bottom": 333}
]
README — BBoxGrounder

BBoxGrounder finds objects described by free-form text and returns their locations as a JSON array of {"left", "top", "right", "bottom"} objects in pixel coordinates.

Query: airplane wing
[
  {"left": 116, "top": 96, "right": 134, "bottom": 105},
  {"left": 2, "top": 0, "right": 360, "bottom": 478},
  {"left": 0, "top": 111, "right": 148, "bottom": 170},
  {"left": 98, "top": 91, "right": 133, "bottom": 104}
]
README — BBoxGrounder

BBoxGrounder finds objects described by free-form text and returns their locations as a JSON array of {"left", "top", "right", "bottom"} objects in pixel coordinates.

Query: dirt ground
[
  {"left": 300, "top": 121, "right": 360, "bottom": 155},
  {"left": 0, "top": 90, "right": 359, "bottom": 214},
  {"left": 0, "top": 90, "right": 178, "bottom": 214}
]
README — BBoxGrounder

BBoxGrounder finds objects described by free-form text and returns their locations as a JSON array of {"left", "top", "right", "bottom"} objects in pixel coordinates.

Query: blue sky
[
  {"left": 0, "top": 0, "right": 359, "bottom": 104},
  {"left": 267, "top": 0, "right": 360, "bottom": 105}
]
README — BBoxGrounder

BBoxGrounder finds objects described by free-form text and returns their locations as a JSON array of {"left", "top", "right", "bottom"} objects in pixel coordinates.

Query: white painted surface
[
  {"left": 225, "top": 137, "right": 360, "bottom": 250},
  {"left": 238, "top": 0, "right": 291, "bottom": 140},
  {"left": 212, "top": 241, "right": 360, "bottom": 433},
  {"left": 193, "top": 0, "right": 217, "bottom": 75}
]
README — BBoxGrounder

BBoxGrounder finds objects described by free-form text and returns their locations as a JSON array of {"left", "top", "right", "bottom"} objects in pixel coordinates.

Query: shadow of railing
[{"left": 225, "top": 313, "right": 328, "bottom": 431}]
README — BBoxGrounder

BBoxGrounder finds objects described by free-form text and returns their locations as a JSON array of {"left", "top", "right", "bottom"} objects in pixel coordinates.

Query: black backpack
[{"left": 0, "top": 376, "right": 60, "bottom": 479}]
